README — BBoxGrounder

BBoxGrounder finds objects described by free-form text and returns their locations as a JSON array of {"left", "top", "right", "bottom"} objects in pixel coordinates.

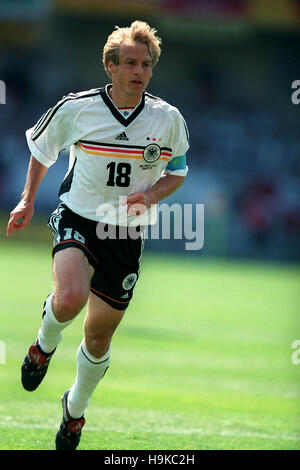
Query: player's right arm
[
  {"left": 7, "top": 155, "right": 48, "bottom": 237},
  {"left": 7, "top": 92, "right": 85, "bottom": 237}
]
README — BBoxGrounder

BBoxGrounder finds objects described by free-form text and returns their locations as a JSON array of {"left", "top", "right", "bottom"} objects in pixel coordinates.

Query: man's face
[{"left": 108, "top": 41, "right": 153, "bottom": 100}]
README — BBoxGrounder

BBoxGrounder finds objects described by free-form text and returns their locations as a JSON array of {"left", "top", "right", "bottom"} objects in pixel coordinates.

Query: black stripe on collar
[{"left": 100, "top": 84, "right": 145, "bottom": 127}]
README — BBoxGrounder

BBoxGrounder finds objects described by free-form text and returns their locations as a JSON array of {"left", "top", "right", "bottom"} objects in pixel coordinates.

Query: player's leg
[
  {"left": 21, "top": 247, "right": 94, "bottom": 391},
  {"left": 55, "top": 293, "right": 126, "bottom": 450},
  {"left": 52, "top": 247, "right": 94, "bottom": 318},
  {"left": 67, "top": 292, "right": 126, "bottom": 418},
  {"left": 64, "top": 230, "right": 145, "bottom": 417},
  {"left": 55, "top": 225, "right": 144, "bottom": 449},
  {"left": 38, "top": 247, "right": 94, "bottom": 351}
]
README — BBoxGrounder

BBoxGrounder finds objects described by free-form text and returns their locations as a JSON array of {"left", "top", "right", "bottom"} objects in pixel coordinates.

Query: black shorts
[{"left": 47, "top": 203, "right": 145, "bottom": 310}]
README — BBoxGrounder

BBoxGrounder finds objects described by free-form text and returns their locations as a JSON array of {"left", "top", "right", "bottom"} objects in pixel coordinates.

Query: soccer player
[{"left": 7, "top": 20, "right": 189, "bottom": 450}]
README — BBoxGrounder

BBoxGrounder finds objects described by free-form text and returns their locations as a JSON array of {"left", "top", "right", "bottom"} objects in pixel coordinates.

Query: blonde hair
[{"left": 102, "top": 20, "right": 162, "bottom": 77}]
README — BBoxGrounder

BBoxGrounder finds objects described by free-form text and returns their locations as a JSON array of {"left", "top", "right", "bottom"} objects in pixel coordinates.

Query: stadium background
[
  {"left": 0, "top": 0, "right": 300, "bottom": 451},
  {"left": 1, "top": 0, "right": 300, "bottom": 260}
]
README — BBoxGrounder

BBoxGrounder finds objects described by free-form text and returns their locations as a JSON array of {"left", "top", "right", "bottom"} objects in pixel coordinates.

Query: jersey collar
[{"left": 100, "top": 84, "right": 145, "bottom": 127}]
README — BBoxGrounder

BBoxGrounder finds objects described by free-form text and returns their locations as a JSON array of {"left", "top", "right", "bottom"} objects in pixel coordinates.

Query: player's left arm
[{"left": 125, "top": 173, "right": 185, "bottom": 216}]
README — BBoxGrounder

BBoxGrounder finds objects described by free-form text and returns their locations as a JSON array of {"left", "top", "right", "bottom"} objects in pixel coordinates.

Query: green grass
[{"left": 0, "top": 239, "right": 299, "bottom": 450}]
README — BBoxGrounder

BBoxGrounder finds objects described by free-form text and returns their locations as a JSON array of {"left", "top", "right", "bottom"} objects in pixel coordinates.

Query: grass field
[{"left": 0, "top": 239, "right": 299, "bottom": 450}]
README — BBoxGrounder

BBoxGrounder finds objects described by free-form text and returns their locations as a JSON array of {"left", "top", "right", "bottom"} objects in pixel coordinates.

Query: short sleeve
[
  {"left": 172, "top": 111, "right": 189, "bottom": 159},
  {"left": 25, "top": 95, "right": 79, "bottom": 168},
  {"left": 165, "top": 110, "right": 189, "bottom": 176}
]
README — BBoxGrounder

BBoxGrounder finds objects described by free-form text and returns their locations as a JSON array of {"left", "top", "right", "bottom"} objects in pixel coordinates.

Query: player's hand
[
  {"left": 123, "top": 192, "right": 152, "bottom": 216},
  {"left": 7, "top": 200, "right": 34, "bottom": 237}
]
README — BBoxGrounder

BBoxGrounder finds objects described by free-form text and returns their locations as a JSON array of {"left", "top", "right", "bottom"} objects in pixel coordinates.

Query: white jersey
[{"left": 26, "top": 85, "right": 189, "bottom": 226}]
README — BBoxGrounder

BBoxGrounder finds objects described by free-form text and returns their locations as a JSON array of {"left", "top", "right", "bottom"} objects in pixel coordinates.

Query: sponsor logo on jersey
[{"left": 143, "top": 144, "right": 161, "bottom": 163}]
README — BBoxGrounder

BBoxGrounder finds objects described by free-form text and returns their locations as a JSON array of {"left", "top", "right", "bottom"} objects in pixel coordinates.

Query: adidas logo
[
  {"left": 115, "top": 132, "right": 129, "bottom": 141},
  {"left": 120, "top": 293, "right": 129, "bottom": 299}
]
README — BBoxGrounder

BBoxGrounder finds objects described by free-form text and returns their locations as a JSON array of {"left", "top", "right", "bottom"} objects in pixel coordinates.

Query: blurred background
[{"left": 1, "top": 0, "right": 300, "bottom": 262}]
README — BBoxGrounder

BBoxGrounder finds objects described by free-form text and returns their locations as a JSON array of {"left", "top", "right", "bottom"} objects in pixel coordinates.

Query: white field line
[{"left": 1, "top": 420, "right": 300, "bottom": 442}]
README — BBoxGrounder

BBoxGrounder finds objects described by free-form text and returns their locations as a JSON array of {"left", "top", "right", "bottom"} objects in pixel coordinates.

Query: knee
[
  {"left": 84, "top": 334, "right": 111, "bottom": 359},
  {"left": 53, "top": 289, "right": 88, "bottom": 321}
]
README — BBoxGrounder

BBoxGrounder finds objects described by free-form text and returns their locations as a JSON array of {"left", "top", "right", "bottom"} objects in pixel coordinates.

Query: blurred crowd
[{"left": 0, "top": 13, "right": 300, "bottom": 261}]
